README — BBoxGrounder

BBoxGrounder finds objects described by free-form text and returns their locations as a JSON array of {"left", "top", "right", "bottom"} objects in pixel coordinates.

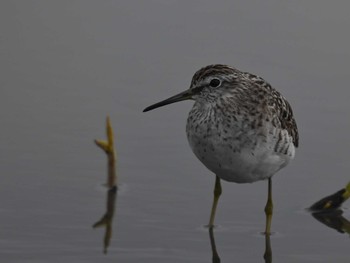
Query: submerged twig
[{"left": 93, "top": 116, "right": 118, "bottom": 254}]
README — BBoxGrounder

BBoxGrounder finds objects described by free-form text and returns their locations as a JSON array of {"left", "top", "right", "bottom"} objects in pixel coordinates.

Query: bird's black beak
[{"left": 143, "top": 89, "right": 193, "bottom": 112}]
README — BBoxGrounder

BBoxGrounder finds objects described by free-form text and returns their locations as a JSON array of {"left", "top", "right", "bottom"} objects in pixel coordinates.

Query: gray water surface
[{"left": 1, "top": 1, "right": 350, "bottom": 262}]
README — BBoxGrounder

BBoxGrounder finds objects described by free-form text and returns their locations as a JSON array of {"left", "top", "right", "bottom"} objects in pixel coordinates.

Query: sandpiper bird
[{"left": 143, "top": 64, "right": 299, "bottom": 234}]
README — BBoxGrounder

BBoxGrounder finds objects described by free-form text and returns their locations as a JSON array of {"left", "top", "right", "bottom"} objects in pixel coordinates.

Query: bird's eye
[{"left": 209, "top": 78, "right": 221, "bottom": 88}]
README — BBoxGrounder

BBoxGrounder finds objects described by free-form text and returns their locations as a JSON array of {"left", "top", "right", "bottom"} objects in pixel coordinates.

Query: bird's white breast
[{"left": 186, "top": 107, "right": 295, "bottom": 183}]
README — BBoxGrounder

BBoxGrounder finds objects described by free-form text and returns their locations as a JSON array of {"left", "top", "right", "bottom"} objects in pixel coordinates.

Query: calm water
[{"left": 1, "top": 1, "right": 350, "bottom": 262}]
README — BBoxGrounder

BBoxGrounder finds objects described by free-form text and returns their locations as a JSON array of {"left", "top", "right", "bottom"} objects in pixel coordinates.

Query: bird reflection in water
[
  {"left": 310, "top": 182, "right": 350, "bottom": 235},
  {"left": 208, "top": 227, "right": 272, "bottom": 263},
  {"left": 93, "top": 116, "right": 118, "bottom": 253},
  {"left": 263, "top": 234, "right": 272, "bottom": 263},
  {"left": 208, "top": 227, "right": 221, "bottom": 263}
]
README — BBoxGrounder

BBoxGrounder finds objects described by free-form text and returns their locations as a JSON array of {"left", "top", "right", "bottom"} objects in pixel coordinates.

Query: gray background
[{"left": 1, "top": 1, "right": 350, "bottom": 262}]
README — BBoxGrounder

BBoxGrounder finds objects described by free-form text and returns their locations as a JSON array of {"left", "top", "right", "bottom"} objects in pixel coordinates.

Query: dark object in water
[{"left": 309, "top": 182, "right": 350, "bottom": 211}]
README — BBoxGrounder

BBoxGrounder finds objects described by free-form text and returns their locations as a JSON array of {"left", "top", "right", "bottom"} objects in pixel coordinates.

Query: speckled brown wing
[
  {"left": 265, "top": 86, "right": 299, "bottom": 148},
  {"left": 278, "top": 98, "right": 299, "bottom": 147},
  {"left": 243, "top": 71, "right": 299, "bottom": 148}
]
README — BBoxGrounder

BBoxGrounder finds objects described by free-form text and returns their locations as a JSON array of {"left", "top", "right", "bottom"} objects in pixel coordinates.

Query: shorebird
[{"left": 143, "top": 64, "right": 299, "bottom": 234}]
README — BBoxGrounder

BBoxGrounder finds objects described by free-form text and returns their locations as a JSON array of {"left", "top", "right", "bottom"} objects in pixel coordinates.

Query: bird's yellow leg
[
  {"left": 264, "top": 178, "right": 273, "bottom": 235},
  {"left": 208, "top": 175, "right": 222, "bottom": 228}
]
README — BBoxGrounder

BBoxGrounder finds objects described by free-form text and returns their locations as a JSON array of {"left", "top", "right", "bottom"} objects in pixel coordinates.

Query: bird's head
[{"left": 143, "top": 64, "right": 241, "bottom": 112}]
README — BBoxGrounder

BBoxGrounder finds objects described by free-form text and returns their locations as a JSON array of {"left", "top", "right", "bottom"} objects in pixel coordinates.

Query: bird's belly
[
  {"left": 194, "top": 147, "right": 291, "bottom": 183},
  {"left": 187, "top": 125, "right": 295, "bottom": 183}
]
